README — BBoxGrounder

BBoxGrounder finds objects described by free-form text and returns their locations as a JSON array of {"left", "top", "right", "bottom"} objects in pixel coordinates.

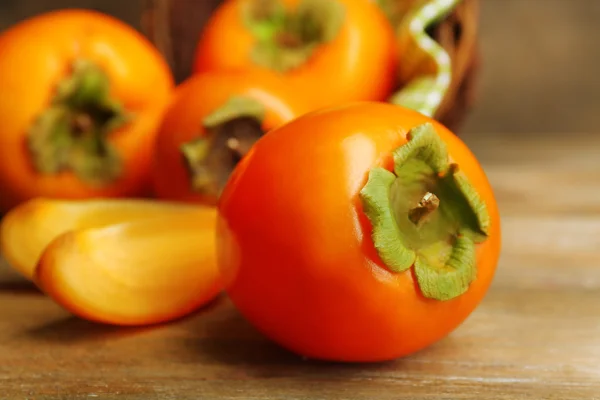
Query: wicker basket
[{"left": 140, "top": 0, "right": 480, "bottom": 132}]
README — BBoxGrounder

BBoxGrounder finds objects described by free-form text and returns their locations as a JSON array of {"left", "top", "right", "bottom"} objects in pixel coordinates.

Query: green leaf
[
  {"left": 444, "top": 170, "right": 491, "bottom": 242},
  {"left": 393, "top": 122, "right": 449, "bottom": 176},
  {"left": 359, "top": 122, "right": 492, "bottom": 301},
  {"left": 414, "top": 235, "right": 477, "bottom": 301},
  {"left": 241, "top": 0, "right": 288, "bottom": 42},
  {"left": 294, "top": 0, "right": 346, "bottom": 43},
  {"left": 202, "top": 96, "right": 266, "bottom": 129},
  {"left": 26, "top": 59, "right": 126, "bottom": 186},
  {"left": 244, "top": 0, "right": 346, "bottom": 72},
  {"left": 359, "top": 167, "right": 416, "bottom": 272}
]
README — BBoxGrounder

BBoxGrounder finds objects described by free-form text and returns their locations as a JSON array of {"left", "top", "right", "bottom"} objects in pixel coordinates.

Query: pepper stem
[
  {"left": 26, "top": 59, "right": 130, "bottom": 185},
  {"left": 360, "top": 123, "right": 491, "bottom": 301},
  {"left": 242, "top": 0, "right": 346, "bottom": 72}
]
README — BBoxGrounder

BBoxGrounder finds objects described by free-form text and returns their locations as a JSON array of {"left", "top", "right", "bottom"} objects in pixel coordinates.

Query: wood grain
[{"left": 1, "top": 132, "right": 600, "bottom": 399}]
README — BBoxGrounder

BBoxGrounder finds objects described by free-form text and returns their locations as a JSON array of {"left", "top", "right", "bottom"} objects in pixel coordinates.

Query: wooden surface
[{"left": 2, "top": 132, "right": 600, "bottom": 399}]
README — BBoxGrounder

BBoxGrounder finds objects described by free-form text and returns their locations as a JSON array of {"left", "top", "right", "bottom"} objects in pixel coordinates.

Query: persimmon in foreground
[
  {"left": 0, "top": 198, "right": 207, "bottom": 280},
  {"left": 35, "top": 208, "right": 221, "bottom": 326},
  {"left": 217, "top": 102, "right": 501, "bottom": 362}
]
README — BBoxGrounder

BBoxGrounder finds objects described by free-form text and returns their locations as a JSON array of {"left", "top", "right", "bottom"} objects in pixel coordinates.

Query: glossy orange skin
[
  {"left": 152, "top": 70, "right": 310, "bottom": 205},
  {"left": 0, "top": 9, "right": 174, "bottom": 213},
  {"left": 217, "top": 102, "right": 501, "bottom": 362},
  {"left": 193, "top": 0, "right": 398, "bottom": 110}
]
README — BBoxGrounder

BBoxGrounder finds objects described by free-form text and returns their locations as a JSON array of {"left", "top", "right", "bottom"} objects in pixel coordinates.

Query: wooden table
[{"left": 2, "top": 132, "right": 600, "bottom": 399}]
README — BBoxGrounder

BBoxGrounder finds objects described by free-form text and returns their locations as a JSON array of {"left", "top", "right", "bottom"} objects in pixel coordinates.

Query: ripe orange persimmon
[
  {"left": 0, "top": 9, "right": 174, "bottom": 212},
  {"left": 217, "top": 102, "right": 501, "bottom": 362},
  {"left": 192, "top": 0, "right": 397, "bottom": 110},
  {"left": 152, "top": 70, "right": 308, "bottom": 205}
]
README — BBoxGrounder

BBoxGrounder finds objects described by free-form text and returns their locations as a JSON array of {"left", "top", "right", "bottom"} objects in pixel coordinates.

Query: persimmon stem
[
  {"left": 72, "top": 113, "right": 94, "bottom": 134},
  {"left": 227, "top": 138, "right": 242, "bottom": 156},
  {"left": 243, "top": 0, "right": 346, "bottom": 72},
  {"left": 359, "top": 123, "right": 491, "bottom": 301},
  {"left": 26, "top": 59, "right": 130, "bottom": 185},
  {"left": 180, "top": 96, "right": 266, "bottom": 198},
  {"left": 409, "top": 192, "right": 440, "bottom": 226},
  {"left": 227, "top": 136, "right": 256, "bottom": 160}
]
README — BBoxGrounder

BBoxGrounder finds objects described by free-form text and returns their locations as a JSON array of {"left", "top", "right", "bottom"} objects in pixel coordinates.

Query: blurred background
[{"left": 0, "top": 0, "right": 597, "bottom": 135}]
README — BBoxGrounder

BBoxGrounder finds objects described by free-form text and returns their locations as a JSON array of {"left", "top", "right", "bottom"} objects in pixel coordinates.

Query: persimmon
[
  {"left": 0, "top": 197, "right": 207, "bottom": 280},
  {"left": 152, "top": 70, "right": 308, "bottom": 205},
  {"left": 216, "top": 102, "right": 501, "bottom": 362},
  {"left": 0, "top": 9, "right": 174, "bottom": 213},
  {"left": 35, "top": 208, "right": 221, "bottom": 326},
  {"left": 192, "top": 0, "right": 397, "bottom": 110}
]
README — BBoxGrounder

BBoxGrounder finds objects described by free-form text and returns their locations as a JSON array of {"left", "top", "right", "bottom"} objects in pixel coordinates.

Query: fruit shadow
[
  {"left": 23, "top": 316, "right": 153, "bottom": 344},
  {"left": 173, "top": 297, "right": 428, "bottom": 379},
  {"left": 0, "top": 279, "right": 42, "bottom": 294},
  {"left": 21, "top": 294, "right": 226, "bottom": 345},
  {"left": 180, "top": 299, "right": 301, "bottom": 366}
]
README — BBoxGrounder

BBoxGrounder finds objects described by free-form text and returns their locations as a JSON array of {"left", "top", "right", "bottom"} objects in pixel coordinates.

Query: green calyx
[
  {"left": 26, "top": 59, "right": 130, "bottom": 185},
  {"left": 375, "top": 0, "right": 415, "bottom": 26},
  {"left": 180, "top": 96, "right": 266, "bottom": 198},
  {"left": 241, "top": 0, "right": 346, "bottom": 72},
  {"left": 359, "top": 123, "right": 490, "bottom": 301}
]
